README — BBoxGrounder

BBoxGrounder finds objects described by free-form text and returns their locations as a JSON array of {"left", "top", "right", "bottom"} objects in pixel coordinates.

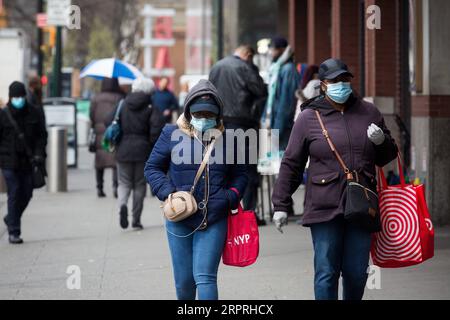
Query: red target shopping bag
[
  {"left": 371, "top": 156, "right": 434, "bottom": 268},
  {"left": 222, "top": 190, "right": 259, "bottom": 267}
]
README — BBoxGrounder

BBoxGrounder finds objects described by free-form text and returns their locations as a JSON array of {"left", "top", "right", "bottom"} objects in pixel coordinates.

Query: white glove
[
  {"left": 367, "top": 123, "right": 385, "bottom": 146},
  {"left": 273, "top": 211, "right": 288, "bottom": 233}
]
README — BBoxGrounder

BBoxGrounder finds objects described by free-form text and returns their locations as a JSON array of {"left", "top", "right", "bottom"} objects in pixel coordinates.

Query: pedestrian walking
[
  {"left": 0, "top": 81, "right": 47, "bottom": 244},
  {"left": 262, "top": 36, "right": 300, "bottom": 150},
  {"left": 112, "top": 77, "right": 164, "bottom": 230},
  {"left": 89, "top": 78, "right": 123, "bottom": 198},
  {"left": 152, "top": 77, "right": 179, "bottom": 124},
  {"left": 272, "top": 58, "right": 398, "bottom": 300},
  {"left": 144, "top": 80, "right": 248, "bottom": 300},
  {"left": 209, "top": 45, "right": 267, "bottom": 225},
  {"left": 294, "top": 65, "right": 320, "bottom": 121}
]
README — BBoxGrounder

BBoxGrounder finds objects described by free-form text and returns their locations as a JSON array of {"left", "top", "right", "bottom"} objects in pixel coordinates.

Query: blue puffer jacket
[{"left": 144, "top": 80, "right": 248, "bottom": 229}]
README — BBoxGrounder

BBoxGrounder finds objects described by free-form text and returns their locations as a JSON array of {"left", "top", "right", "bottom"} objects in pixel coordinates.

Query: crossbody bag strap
[
  {"left": 114, "top": 99, "right": 125, "bottom": 122},
  {"left": 4, "top": 107, "right": 33, "bottom": 158},
  {"left": 190, "top": 138, "right": 216, "bottom": 194},
  {"left": 314, "top": 110, "right": 354, "bottom": 181}
]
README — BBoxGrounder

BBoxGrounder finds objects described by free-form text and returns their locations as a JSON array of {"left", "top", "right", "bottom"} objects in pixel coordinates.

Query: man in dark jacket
[
  {"left": 263, "top": 36, "right": 300, "bottom": 150},
  {"left": 111, "top": 77, "right": 164, "bottom": 230},
  {"left": 209, "top": 45, "right": 267, "bottom": 225},
  {"left": 152, "top": 77, "right": 179, "bottom": 124},
  {"left": 0, "top": 81, "right": 47, "bottom": 244}
]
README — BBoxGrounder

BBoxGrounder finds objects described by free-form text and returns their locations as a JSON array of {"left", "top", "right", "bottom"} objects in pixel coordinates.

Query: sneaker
[
  {"left": 9, "top": 235, "right": 23, "bottom": 244},
  {"left": 132, "top": 221, "right": 144, "bottom": 230},
  {"left": 119, "top": 205, "right": 128, "bottom": 229}
]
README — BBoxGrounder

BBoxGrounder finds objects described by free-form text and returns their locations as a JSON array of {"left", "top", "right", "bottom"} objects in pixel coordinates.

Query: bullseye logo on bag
[
  {"left": 425, "top": 218, "right": 433, "bottom": 231},
  {"left": 229, "top": 234, "right": 251, "bottom": 246},
  {"left": 374, "top": 187, "right": 422, "bottom": 263}
]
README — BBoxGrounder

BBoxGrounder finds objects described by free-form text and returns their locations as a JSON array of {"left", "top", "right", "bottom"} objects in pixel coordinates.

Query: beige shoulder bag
[{"left": 162, "top": 138, "right": 216, "bottom": 222}]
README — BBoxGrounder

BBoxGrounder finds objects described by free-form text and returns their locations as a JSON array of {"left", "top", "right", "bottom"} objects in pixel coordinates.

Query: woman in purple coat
[{"left": 272, "top": 59, "right": 398, "bottom": 300}]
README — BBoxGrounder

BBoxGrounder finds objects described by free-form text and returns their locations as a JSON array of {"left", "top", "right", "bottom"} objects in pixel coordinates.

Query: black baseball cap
[
  {"left": 318, "top": 58, "right": 354, "bottom": 81},
  {"left": 189, "top": 95, "right": 220, "bottom": 115}
]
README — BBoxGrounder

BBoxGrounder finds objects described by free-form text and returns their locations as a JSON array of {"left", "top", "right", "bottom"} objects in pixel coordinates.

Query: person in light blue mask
[
  {"left": 0, "top": 81, "right": 47, "bottom": 244},
  {"left": 272, "top": 59, "right": 398, "bottom": 300},
  {"left": 145, "top": 80, "right": 248, "bottom": 300}
]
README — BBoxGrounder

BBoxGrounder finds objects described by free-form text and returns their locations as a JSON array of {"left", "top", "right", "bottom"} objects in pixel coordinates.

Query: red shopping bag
[
  {"left": 222, "top": 190, "right": 259, "bottom": 267},
  {"left": 371, "top": 155, "right": 434, "bottom": 268}
]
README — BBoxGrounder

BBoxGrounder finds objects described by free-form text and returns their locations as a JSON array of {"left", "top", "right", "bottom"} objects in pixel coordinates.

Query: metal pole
[
  {"left": 51, "top": 26, "right": 62, "bottom": 97},
  {"left": 217, "top": 0, "right": 224, "bottom": 61},
  {"left": 47, "top": 127, "right": 67, "bottom": 192},
  {"left": 37, "top": 0, "right": 44, "bottom": 77}
]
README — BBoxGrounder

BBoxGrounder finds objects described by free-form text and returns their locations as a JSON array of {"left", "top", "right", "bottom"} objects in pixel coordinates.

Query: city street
[{"left": 0, "top": 148, "right": 449, "bottom": 300}]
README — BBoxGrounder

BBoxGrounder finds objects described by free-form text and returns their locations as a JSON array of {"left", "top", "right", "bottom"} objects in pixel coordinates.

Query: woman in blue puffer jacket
[{"left": 144, "top": 80, "right": 248, "bottom": 300}]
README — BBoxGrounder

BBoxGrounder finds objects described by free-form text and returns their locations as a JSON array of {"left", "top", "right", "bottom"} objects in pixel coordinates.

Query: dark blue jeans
[
  {"left": 310, "top": 215, "right": 372, "bottom": 300},
  {"left": 166, "top": 217, "right": 227, "bottom": 300},
  {"left": 2, "top": 169, "right": 33, "bottom": 237}
]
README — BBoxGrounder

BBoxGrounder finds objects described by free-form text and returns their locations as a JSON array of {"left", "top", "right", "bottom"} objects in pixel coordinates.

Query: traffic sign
[
  {"left": 47, "top": 0, "right": 71, "bottom": 26},
  {"left": 36, "top": 13, "right": 47, "bottom": 28}
]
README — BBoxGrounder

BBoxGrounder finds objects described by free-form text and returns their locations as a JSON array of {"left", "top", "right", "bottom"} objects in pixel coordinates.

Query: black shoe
[
  {"left": 120, "top": 205, "right": 128, "bottom": 229},
  {"left": 9, "top": 235, "right": 23, "bottom": 244},
  {"left": 257, "top": 218, "right": 267, "bottom": 226},
  {"left": 113, "top": 189, "right": 118, "bottom": 199},
  {"left": 132, "top": 221, "right": 143, "bottom": 230},
  {"left": 97, "top": 189, "right": 106, "bottom": 198}
]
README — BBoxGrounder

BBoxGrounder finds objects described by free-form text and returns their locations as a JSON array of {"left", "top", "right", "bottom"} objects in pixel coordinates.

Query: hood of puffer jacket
[
  {"left": 176, "top": 79, "right": 225, "bottom": 138},
  {"left": 124, "top": 91, "right": 151, "bottom": 111}
]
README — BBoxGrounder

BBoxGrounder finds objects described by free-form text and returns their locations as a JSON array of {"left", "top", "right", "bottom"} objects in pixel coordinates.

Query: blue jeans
[
  {"left": 166, "top": 217, "right": 227, "bottom": 300},
  {"left": 2, "top": 169, "right": 33, "bottom": 237},
  {"left": 310, "top": 215, "right": 372, "bottom": 300}
]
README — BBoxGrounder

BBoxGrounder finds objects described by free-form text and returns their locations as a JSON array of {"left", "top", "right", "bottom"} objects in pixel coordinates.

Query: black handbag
[
  {"left": 4, "top": 107, "right": 47, "bottom": 189},
  {"left": 314, "top": 110, "right": 381, "bottom": 233},
  {"left": 88, "top": 128, "right": 96, "bottom": 153}
]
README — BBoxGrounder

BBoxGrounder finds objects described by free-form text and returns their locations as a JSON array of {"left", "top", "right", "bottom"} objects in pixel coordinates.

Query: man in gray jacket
[{"left": 209, "top": 45, "right": 268, "bottom": 225}]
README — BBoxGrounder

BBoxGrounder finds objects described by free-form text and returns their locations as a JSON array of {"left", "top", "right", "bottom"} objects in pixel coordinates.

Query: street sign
[
  {"left": 36, "top": 13, "right": 47, "bottom": 28},
  {"left": 47, "top": 0, "right": 71, "bottom": 26}
]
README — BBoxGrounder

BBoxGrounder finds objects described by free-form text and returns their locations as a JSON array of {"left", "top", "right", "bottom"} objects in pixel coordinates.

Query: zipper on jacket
[{"left": 341, "top": 112, "right": 354, "bottom": 171}]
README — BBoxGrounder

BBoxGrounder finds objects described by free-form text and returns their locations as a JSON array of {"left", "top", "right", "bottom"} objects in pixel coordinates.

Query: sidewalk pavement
[{"left": 0, "top": 148, "right": 449, "bottom": 300}]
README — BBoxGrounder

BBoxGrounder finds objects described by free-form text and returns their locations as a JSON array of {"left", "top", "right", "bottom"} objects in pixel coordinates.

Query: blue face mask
[
  {"left": 325, "top": 82, "right": 352, "bottom": 104},
  {"left": 11, "top": 97, "right": 26, "bottom": 109},
  {"left": 190, "top": 116, "right": 217, "bottom": 132}
]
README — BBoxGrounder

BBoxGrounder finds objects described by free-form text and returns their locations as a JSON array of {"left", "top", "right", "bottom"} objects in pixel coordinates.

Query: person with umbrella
[{"left": 89, "top": 78, "right": 124, "bottom": 198}]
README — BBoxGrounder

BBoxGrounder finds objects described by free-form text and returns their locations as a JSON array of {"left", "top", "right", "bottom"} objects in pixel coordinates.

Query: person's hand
[
  {"left": 367, "top": 123, "right": 385, "bottom": 146},
  {"left": 273, "top": 211, "right": 288, "bottom": 233},
  {"left": 163, "top": 109, "right": 171, "bottom": 117}
]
